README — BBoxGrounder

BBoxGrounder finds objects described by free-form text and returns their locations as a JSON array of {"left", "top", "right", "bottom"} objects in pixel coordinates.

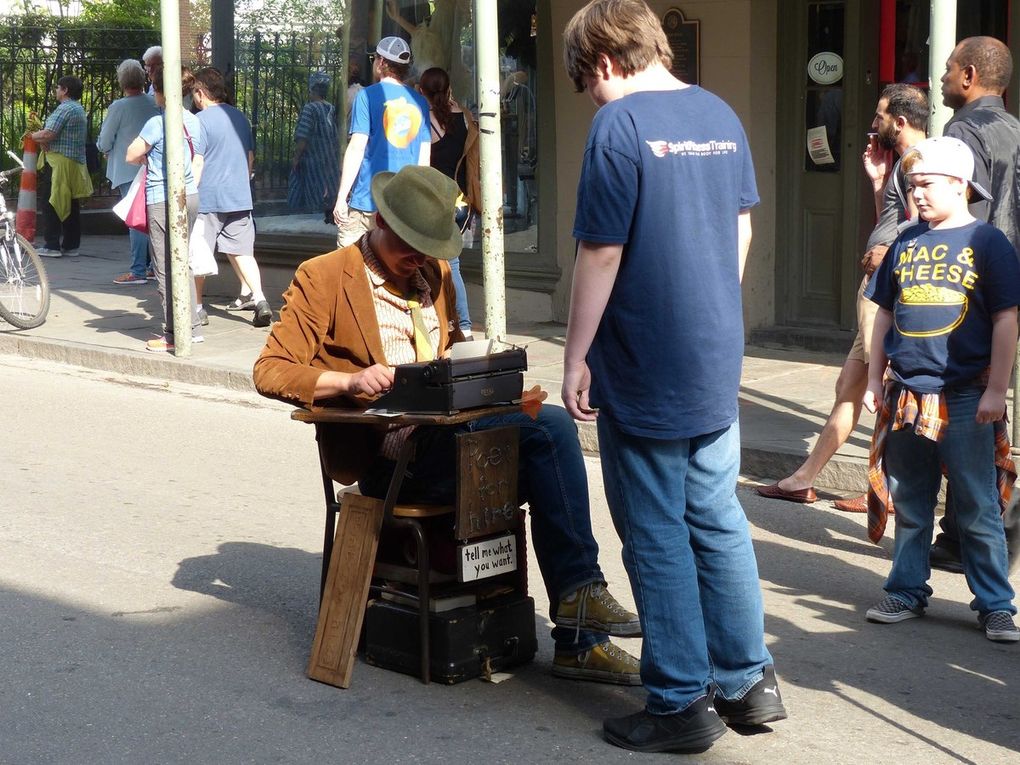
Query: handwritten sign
[
  {"left": 662, "top": 8, "right": 700, "bottom": 85},
  {"left": 459, "top": 534, "right": 517, "bottom": 582},
  {"left": 456, "top": 427, "right": 519, "bottom": 541}
]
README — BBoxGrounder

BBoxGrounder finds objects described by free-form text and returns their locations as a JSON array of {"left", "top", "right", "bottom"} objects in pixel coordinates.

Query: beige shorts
[
  {"left": 848, "top": 276, "right": 879, "bottom": 364},
  {"left": 337, "top": 208, "right": 376, "bottom": 247}
]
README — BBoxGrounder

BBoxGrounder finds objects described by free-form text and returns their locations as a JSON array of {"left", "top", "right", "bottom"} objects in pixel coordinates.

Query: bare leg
[
  {"left": 226, "top": 252, "right": 265, "bottom": 302},
  {"left": 776, "top": 357, "right": 869, "bottom": 492},
  {"left": 195, "top": 275, "right": 205, "bottom": 306}
]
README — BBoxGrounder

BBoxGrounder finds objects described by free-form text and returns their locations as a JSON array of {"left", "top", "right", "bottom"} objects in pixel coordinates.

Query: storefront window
[
  {"left": 387, "top": 0, "right": 538, "bottom": 252},
  {"left": 887, "top": 0, "right": 1009, "bottom": 86}
]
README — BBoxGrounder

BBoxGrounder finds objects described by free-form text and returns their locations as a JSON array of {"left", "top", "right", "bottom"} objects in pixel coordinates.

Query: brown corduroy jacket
[{"left": 253, "top": 244, "right": 462, "bottom": 482}]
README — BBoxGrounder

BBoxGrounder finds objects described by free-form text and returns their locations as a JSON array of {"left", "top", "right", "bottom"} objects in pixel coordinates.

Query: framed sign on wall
[{"left": 662, "top": 8, "right": 700, "bottom": 85}]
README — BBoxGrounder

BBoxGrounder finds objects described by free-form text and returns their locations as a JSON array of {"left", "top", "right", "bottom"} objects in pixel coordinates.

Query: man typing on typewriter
[{"left": 254, "top": 165, "right": 642, "bottom": 685}]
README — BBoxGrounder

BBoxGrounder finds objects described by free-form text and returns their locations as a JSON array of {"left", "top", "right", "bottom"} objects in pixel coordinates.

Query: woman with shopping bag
[{"left": 124, "top": 66, "right": 205, "bottom": 353}]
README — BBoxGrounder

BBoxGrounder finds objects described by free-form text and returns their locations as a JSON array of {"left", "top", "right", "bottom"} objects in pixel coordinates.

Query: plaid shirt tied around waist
[{"left": 866, "top": 378, "right": 1016, "bottom": 543}]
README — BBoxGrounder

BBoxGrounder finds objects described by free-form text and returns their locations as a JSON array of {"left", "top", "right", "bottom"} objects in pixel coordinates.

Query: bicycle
[{"left": 0, "top": 158, "right": 49, "bottom": 329}]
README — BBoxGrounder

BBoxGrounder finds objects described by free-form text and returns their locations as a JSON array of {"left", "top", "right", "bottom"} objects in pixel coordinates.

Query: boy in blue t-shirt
[
  {"left": 561, "top": 0, "right": 784, "bottom": 755},
  {"left": 863, "top": 136, "right": 1020, "bottom": 643}
]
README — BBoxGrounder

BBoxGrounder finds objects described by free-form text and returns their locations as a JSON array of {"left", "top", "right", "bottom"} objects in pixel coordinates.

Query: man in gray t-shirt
[
  {"left": 191, "top": 66, "right": 272, "bottom": 328},
  {"left": 758, "top": 84, "right": 928, "bottom": 510}
]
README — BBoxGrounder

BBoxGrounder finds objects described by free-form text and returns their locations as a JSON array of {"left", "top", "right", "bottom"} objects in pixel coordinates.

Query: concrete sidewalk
[{"left": 1, "top": 234, "right": 870, "bottom": 492}]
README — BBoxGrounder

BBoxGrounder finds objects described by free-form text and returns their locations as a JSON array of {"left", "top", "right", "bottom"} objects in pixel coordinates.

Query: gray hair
[
  {"left": 117, "top": 59, "right": 146, "bottom": 91},
  {"left": 142, "top": 45, "right": 162, "bottom": 64}
]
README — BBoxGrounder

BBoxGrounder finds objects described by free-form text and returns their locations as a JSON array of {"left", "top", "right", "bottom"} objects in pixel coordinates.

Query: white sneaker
[
  {"left": 36, "top": 247, "right": 62, "bottom": 258},
  {"left": 61, "top": 249, "right": 79, "bottom": 257}
]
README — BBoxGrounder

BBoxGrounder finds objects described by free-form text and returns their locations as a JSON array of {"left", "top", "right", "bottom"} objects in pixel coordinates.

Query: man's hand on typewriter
[
  {"left": 313, "top": 364, "right": 394, "bottom": 399},
  {"left": 346, "top": 364, "right": 394, "bottom": 396}
]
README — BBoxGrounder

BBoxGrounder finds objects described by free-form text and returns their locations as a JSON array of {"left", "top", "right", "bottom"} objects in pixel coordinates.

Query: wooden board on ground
[{"left": 307, "top": 492, "right": 384, "bottom": 688}]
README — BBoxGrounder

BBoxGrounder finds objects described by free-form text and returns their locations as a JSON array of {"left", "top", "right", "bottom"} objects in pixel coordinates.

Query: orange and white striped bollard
[{"left": 15, "top": 135, "right": 38, "bottom": 242}]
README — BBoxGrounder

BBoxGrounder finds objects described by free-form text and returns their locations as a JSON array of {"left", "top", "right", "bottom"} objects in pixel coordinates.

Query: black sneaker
[
  {"left": 980, "top": 611, "right": 1020, "bottom": 643},
  {"left": 603, "top": 690, "right": 727, "bottom": 754},
  {"left": 714, "top": 666, "right": 788, "bottom": 727},
  {"left": 929, "top": 540, "right": 964, "bottom": 574},
  {"left": 252, "top": 300, "right": 273, "bottom": 328},
  {"left": 866, "top": 595, "right": 924, "bottom": 623}
]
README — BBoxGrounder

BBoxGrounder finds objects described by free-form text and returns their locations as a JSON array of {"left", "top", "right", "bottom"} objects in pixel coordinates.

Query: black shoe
[
  {"left": 714, "top": 666, "right": 788, "bottom": 727},
  {"left": 252, "top": 300, "right": 272, "bottom": 328},
  {"left": 929, "top": 541, "right": 964, "bottom": 574},
  {"left": 603, "top": 690, "right": 727, "bottom": 753}
]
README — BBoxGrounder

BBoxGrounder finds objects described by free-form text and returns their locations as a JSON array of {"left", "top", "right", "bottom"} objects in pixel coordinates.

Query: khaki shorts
[
  {"left": 848, "top": 275, "right": 879, "bottom": 364},
  {"left": 337, "top": 208, "right": 376, "bottom": 247}
]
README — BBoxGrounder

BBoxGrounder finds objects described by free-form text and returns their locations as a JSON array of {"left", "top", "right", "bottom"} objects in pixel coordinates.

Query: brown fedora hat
[{"left": 370, "top": 166, "right": 463, "bottom": 261}]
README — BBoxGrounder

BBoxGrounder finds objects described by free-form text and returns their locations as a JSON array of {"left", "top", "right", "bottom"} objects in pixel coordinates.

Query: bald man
[{"left": 932, "top": 36, "right": 1020, "bottom": 573}]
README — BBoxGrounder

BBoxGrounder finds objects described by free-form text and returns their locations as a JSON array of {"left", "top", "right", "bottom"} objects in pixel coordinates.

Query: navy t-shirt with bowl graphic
[
  {"left": 573, "top": 86, "right": 758, "bottom": 439},
  {"left": 865, "top": 219, "right": 1020, "bottom": 393}
]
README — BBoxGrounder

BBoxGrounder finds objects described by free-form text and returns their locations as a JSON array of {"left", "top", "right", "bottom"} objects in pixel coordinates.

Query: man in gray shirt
[{"left": 758, "top": 84, "right": 928, "bottom": 509}]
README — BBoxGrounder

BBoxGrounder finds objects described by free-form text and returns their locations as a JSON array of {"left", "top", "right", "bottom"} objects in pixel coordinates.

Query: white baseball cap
[
  {"left": 373, "top": 36, "right": 412, "bottom": 64},
  {"left": 902, "top": 136, "right": 993, "bottom": 202}
]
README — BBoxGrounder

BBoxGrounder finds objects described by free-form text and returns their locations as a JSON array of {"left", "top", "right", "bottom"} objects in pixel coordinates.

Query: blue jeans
[
  {"left": 359, "top": 405, "right": 606, "bottom": 653},
  {"left": 448, "top": 256, "right": 472, "bottom": 335},
  {"left": 597, "top": 416, "right": 773, "bottom": 714},
  {"left": 883, "top": 386, "right": 1015, "bottom": 617},
  {"left": 117, "top": 181, "right": 151, "bottom": 278}
]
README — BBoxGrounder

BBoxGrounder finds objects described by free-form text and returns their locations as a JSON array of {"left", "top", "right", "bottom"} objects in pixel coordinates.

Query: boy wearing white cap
[
  {"left": 862, "top": 136, "right": 1020, "bottom": 642},
  {"left": 332, "top": 35, "right": 431, "bottom": 247}
]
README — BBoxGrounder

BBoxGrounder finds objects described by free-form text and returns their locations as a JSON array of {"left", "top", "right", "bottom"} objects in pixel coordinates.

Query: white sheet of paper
[
  {"left": 807, "top": 125, "right": 835, "bottom": 165},
  {"left": 449, "top": 339, "right": 495, "bottom": 360}
]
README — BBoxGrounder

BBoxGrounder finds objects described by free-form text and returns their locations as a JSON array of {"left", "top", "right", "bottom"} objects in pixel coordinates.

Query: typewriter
[{"left": 370, "top": 347, "right": 527, "bottom": 414}]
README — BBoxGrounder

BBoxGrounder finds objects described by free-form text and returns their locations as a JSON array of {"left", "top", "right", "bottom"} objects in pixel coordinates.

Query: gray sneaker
[
  {"left": 866, "top": 595, "right": 923, "bottom": 624},
  {"left": 36, "top": 247, "right": 62, "bottom": 258},
  {"left": 980, "top": 611, "right": 1020, "bottom": 643}
]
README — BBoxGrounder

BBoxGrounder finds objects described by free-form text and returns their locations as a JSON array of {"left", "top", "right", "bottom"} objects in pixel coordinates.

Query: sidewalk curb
[
  {"left": 0, "top": 330, "right": 872, "bottom": 492},
  {"left": 0, "top": 332, "right": 256, "bottom": 393}
]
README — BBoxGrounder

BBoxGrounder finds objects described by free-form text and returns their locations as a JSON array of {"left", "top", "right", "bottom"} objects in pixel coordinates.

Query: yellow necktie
[{"left": 406, "top": 296, "right": 434, "bottom": 362}]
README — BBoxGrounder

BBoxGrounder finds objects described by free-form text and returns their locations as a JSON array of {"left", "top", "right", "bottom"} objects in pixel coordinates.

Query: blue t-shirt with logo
[
  {"left": 196, "top": 103, "right": 254, "bottom": 214},
  {"left": 348, "top": 80, "right": 430, "bottom": 212},
  {"left": 573, "top": 87, "right": 759, "bottom": 439},
  {"left": 866, "top": 219, "right": 1020, "bottom": 392}
]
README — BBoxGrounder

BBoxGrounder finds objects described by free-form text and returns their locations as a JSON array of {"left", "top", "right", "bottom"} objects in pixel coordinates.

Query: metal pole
[
  {"left": 928, "top": 0, "right": 957, "bottom": 136},
  {"left": 371, "top": 0, "right": 384, "bottom": 45},
  {"left": 473, "top": 0, "right": 507, "bottom": 341},
  {"left": 160, "top": 0, "right": 193, "bottom": 356}
]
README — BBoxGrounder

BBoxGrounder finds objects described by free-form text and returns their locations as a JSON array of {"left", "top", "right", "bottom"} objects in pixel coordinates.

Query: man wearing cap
[
  {"left": 332, "top": 36, "right": 431, "bottom": 248},
  {"left": 931, "top": 36, "right": 1020, "bottom": 573},
  {"left": 256, "top": 165, "right": 644, "bottom": 684},
  {"left": 861, "top": 136, "right": 1020, "bottom": 643}
]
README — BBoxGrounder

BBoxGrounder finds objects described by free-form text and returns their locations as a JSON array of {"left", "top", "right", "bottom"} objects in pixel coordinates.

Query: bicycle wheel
[{"left": 0, "top": 233, "right": 50, "bottom": 329}]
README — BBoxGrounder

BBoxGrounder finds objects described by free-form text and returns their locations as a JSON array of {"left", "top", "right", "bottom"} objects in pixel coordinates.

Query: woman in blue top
[{"left": 126, "top": 66, "right": 205, "bottom": 353}]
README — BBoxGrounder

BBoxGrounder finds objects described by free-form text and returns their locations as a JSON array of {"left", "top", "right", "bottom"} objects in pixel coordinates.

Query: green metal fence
[{"left": 0, "top": 20, "right": 344, "bottom": 204}]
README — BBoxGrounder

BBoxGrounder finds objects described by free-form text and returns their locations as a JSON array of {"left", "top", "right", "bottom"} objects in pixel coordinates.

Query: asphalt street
[{"left": 1, "top": 355, "right": 1018, "bottom": 764}]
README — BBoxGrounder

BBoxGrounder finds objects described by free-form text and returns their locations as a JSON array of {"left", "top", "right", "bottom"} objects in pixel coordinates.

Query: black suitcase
[{"left": 363, "top": 595, "right": 537, "bottom": 684}]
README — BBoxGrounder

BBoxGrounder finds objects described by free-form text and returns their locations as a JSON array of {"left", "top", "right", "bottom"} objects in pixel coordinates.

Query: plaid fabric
[
  {"left": 43, "top": 100, "right": 87, "bottom": 165},
  {"left": 867, "top": 379, "right": 1016, "bottom": 543}
]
